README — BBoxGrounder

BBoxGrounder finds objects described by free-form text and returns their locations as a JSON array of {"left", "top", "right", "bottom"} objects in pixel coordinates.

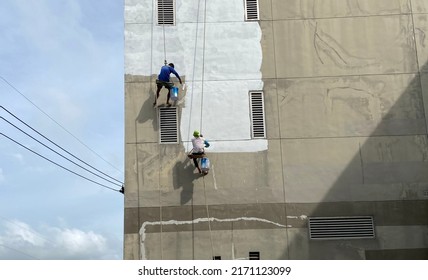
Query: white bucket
[{"left": 170, "top": 86, "right": 179, "bottom": 101}]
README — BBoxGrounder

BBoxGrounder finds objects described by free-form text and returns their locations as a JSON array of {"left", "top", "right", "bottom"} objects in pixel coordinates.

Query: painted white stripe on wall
[
  {"left": 183, "top": 139, "right": 268, "bottom": 153},
  {"left": 139, "top": 217, "right": 289, "bottom": 260},
  {"left": 125, "top": 0, "right": 267, "bottom": 152}
]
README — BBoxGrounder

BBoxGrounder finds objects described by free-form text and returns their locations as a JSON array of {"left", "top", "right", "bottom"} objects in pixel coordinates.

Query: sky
[{"left": 0, "top": 0, "right": 124, "bottom": 259}]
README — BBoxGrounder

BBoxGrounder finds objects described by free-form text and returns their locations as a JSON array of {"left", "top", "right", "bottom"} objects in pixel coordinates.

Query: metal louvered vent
[
  {"left": 249, "top": 251, "right": 260, "bottom": 260},
  {"left": 309, "top": 216, "right": 375, "bottom": 240},
  {"left": 250, "top": 91, "right": 266, "bottom": 138},
  {"left": 159, "top": 107, "right": 178, "bottom": 143},
  {"left": 157, "top": 0, "right": 175, "bottom": 25},
  {"left": 245, "top": 0, "right": 259, "bottom": 21}
]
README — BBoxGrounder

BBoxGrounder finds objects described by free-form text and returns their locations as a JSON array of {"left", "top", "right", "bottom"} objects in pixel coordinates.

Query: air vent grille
[
  {"left": 157, "top": 0, "right": 175, "bottom": 25},
  {"left": 308, "top": 216, "right": 375, "bottom": 240},
  {"left": 245, "top": 0, "right": 259, "bottom": 21},
  {"left": 249, "top": 251, "right": 260, "bottom": 260},
  {"left": 250, "top": 91, "right": 266, "bottom": 138},
  {"left": 159, "top": 107, "right": 178, "bottom": 144}
]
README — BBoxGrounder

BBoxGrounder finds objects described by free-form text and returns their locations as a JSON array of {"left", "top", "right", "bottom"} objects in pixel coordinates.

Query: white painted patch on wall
[
  {"left": 211, "top": 164, "right": 217, "bottom": 190},
  {"left": 287, "top": 215, "right": 308, "bottom": 220},
  {"left": 139, "top": 216, "right": 289, "bottom": 260},
  {"left": 125, "top": 0, "right": 267, "bottom": 153}
]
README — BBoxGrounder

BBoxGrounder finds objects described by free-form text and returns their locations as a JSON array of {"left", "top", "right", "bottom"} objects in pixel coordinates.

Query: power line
[
  {"left": 0, "top": 75, "right": 123, "bottom": 174},
  {"left": 0, "top": 218, "right": 42, "bottom": 260},
  {"left": 0, "top": 243, "right": 39, "bottom": 260},
  {"left": 1, "top": 116, "right": 123, "bottom": 187},
  {"left": 0, "top": 105, "right": 123, "bottom": 185},
  {"left": 0, "top": 216, "right": 58, "bottom": 249},
  {"left": 0, "top": 133, "right": 121, "bottom": 193}
]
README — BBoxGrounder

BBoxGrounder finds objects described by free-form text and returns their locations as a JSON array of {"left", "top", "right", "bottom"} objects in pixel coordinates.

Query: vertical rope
[
  {"left": 270, "top": 0, "right": 290, "bottom": 260},
  {"left": 136, "top": 0, "right": 157, "bottom": 261},
  {"left": 157, "top": 0, "right": 165, "bottom": 260},
  {"left": 185, "top": 0, "right": 214, "bottom": 259},
  {"left": 202, "top": 177, "right": 215, "bottom": 258},
  {"left": 161, "top": 0, "right": 167, "bottom": 63},
  {"left": 199, "top": 0, "right": 215, "bottom": 259},
  {"left": 199, "top": 0, "right": 207, "bottom": 131},
  {"left": 186, "top": 0, "right": 202, "bottom": 152}
]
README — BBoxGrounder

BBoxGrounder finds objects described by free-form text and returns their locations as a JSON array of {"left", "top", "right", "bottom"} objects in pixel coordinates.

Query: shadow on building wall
[
  {"left": 173, "top": 159, "right": 201, "bottom": 205},
  {"left": 135, "top": 78, "right": 157, "bottom": 128},
  {"left": 282, "top": 60, "right": 428, "bottom": 259},
  {"left": 133, "top": 73, "right": 197, "bottom": 205}
]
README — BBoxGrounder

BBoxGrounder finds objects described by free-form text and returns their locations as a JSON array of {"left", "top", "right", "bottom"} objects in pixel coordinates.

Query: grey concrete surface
[{"left": 124, "top": 0, "right": 428, "bottom": 260}]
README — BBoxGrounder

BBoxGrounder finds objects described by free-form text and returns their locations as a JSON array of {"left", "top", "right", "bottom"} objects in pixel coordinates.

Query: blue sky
[{"left": 0, "top": 1, "right": 124, "bottom": 259}]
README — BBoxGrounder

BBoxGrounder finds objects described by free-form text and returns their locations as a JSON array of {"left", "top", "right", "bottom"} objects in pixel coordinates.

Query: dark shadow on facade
[
  {"left": 283, "top": 60, "right": 428, "bottom": 259},
  {"left": 173, "top": 159, "right": 200, "bottom": 205},
  {"left": 136, "top": 86, "right": 157, "bottom": 125}
]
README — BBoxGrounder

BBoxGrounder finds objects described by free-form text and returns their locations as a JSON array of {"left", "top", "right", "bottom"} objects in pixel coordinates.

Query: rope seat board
[{"left": 187, "top": 153, "right": 206, "bottom": 159}]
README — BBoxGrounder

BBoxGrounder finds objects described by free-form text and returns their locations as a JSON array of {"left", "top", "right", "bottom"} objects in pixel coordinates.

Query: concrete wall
[
  {"left": 125, "top": 0, "right": 267, "bottom": 152},
  {"left": 124, "top": 0, "right": 428, "bottom": 260}
]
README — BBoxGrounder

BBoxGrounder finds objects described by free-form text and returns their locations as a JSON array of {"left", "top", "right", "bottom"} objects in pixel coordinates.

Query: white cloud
[
  {"left": 0, "top": 219, "right": 118, "bottom": 260},
  {"left": 0, "top": 0, "right": 124, "bottom": 260},
  {"left": 52, "top": 228, "right": 107, "bottom": 255},
  {"left": 1, "top": 220, "right": 45, "bottom": 247}
]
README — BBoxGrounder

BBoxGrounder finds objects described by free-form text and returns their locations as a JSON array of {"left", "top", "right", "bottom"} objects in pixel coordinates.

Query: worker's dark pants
[
  {"left": 192, "top": 152, "right": 204, "bottom": 168},
  {"left": 156, "top": 79, "right": 173, "bottom": 90}
]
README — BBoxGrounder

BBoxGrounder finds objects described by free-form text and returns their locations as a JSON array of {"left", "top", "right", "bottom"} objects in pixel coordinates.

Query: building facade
[{"left": 124, "top": 0, "right": 428, "bottom": 259}]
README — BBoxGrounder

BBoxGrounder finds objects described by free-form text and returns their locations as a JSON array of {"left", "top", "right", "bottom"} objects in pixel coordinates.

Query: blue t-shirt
[{"left": 158, "top": 65, "right": 181, "bottom": 82}]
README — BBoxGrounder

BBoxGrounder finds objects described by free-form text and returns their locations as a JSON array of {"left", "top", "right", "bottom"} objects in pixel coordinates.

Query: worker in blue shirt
[{"left": 154, "top": 63, "right": 182, "bottom": 107}]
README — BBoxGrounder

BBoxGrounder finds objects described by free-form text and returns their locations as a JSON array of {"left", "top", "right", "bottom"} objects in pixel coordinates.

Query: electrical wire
[
  {"left": 0, "top": 133, "right": 121, "bottom": 193},
  {"left": 0, "top": 244, "right": 39, "bottom": 260},
  {"left": 0, "top": 106, "right": 123, "bottom": 185},
  {"left": 0, "top": 75, "right": 123, "bottom": 175},
  {"left": 198, "top": 0, "right": 214, "bottom": 259},
  {"left": 1, "top": 116, "right": 123, "bottom": 187},
  {"left": 161, "top": 0, "right": 167, "bottom": 63},
  {"left": 0, "top": 216, "right": 56, "bottom": 245}
]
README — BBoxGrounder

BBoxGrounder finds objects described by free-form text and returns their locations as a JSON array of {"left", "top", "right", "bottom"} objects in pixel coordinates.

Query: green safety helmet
[{"left": 193, "top": 130, "right": 200, "bottom": 137}]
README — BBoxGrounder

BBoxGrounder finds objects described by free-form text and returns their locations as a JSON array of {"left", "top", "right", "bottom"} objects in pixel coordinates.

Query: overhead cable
[
  {"left": 0, "top": 216, "right": 58, "bottom": 248},
  {"left": 1, "top": 116, "right": 122, "bottom": 187},
  {"left": 0, "top": 133, "right": 121, "bottom": 193},
  {"left": 0, "top": 75, "right": 123, "bottom": 174},
  {"left": 0, "top": 106, "right": 123, "bottom": 185},
  {"left": 0, "top": 244, "right": 39, "bottom": 260}
]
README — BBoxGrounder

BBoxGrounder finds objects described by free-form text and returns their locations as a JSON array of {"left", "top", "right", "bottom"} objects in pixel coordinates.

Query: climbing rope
[
  {"left": 202, "top": 175, "right": 215, "bottom": 258},
  {"left": 162, "top": 0, "right": 167, "bottom": 63},
  {"left": 156, "top": 0, "right": 215, "bottom": 259},
  {"left": 195, "top": 0, "right": 215, "bottom": 259},
  {"left": 178, "top": 0, "right": 214, "bottom": 258}
]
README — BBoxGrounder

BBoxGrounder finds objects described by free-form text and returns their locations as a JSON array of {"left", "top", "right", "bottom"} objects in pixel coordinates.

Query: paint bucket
[
  {"left": 171, "top": 87, "right": 179, "bottom": 101},
  {"left": 201, "top": 157, "right": 210, "bottom": 172}
]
